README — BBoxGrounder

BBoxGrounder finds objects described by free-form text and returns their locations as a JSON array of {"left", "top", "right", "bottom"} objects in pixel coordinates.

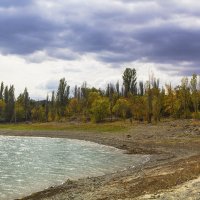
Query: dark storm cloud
[
  {"left": 132, "top": 26, "right": 200, "bottom": 65},
  {"left": 0, "top": 0, "right": 200, "bottom": 74},
  {"left": 0, "top": 12, "right": 61, "bottom": 55}
]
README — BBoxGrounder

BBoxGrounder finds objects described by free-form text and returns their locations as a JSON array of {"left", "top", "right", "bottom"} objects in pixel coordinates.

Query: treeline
[{"left": 0, "top": 68, "right": 200, "bottom": 123}]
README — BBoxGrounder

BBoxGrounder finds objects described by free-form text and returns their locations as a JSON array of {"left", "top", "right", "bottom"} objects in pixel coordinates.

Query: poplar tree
[
  {"left": 56, "top": 78, "right": 70, "bottom": 117},
  {"left": 190, "top": 74, "right": 199, "bottom": 115},
  {"left": 122, "top": 68, "right": 137, "bottom": 97},
  {"left": 24, "top": 88, "right": 30, "bottom": 121},
  {"left": 50, "top": 91, "right": 56, "bottom": 121},
  {"left": 0, "top": 82, "right": 4, "bottom": 100},
  {"left": 116, "top": 81, "right": 120, "bottom": 97},
  {"left": 4, "top": 85, "right": 15, "bottom": 122},
  {"left": 180, "top": 77, "right": 190, "bottom": 118},
  {"left": 146, "top": 81, "right": 153, "bottom": 123},
  {"left": 45, "top": 95, "right": 49, "bottom": 122},
  {"left": 139, "top": 81, "right": 144, "bottom": 96}
]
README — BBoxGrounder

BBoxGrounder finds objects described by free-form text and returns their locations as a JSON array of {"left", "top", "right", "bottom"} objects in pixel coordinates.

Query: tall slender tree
[
  {"left": 56, "top": 78, "right": 70, "bottom": 117},
  {"left": 122, "top": 68, "right": 137, "bottom": 97},
  {"left": 180, "top": 77, "right": 190, "bottom": 118},
  {"left": 0, "top": 82, "right": 4, "bottom": 100},
  {"left": 139, "top": 81, "right": 144, "bottom": 96},
  {"left": 50, "top": 91, "right": 56, "bottom": 121},
  {"left": 45, "top": 95, "right": 49, "bottom": 122},
  {"left": 190, "top": 74, "right": 199, "bottom": 116},
  {"left": 116, "top": 81, "right": 120, "bottom": 97},
  {"left": 4, "top": 85, "right": 15, "bottom": 122},
  {"left": 24, "top": 88, "right": 30, "bottom": 121}
]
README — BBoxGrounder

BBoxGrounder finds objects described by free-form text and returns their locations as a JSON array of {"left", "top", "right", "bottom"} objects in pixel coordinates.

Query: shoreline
[{"left": 0, "top": 119, "right": 199, "bottom": 199}]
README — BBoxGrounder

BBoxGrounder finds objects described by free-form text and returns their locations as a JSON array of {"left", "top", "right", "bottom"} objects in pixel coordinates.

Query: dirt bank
[{"left": 0, "top": 119, "right": 199, "bottom": 200}]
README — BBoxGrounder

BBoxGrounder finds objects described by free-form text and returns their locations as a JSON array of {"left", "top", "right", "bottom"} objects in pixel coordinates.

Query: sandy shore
[{"left": 0, "top": 119, "right": 200, "bottom": 200}]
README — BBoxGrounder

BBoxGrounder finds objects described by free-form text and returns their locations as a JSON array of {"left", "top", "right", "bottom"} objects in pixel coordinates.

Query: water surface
[{"left": 0, "top": 136, "right": 149, "bottom": 200}]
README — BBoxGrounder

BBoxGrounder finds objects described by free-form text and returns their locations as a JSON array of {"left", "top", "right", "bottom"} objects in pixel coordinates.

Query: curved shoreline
[{"left": 0, "top": 120, "right": 199, "bottom": 200}]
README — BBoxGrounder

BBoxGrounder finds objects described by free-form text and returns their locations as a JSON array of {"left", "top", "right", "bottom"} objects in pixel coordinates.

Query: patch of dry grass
[{"left": 0, "top": 121, "right": 130, "bottom": 133}]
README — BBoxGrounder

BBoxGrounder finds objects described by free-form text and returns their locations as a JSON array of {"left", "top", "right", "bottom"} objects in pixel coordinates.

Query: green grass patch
[{"left": 0, "top": 121, "right": 129, "bottom": 133}]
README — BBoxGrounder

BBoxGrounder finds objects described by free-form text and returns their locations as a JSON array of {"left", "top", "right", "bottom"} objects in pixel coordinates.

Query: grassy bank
[{"left": 0, "top": 121, "right": 130, "bottom": 133}]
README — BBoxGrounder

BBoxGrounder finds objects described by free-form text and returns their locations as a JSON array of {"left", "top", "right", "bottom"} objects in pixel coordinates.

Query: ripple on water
[{"left": 0, "top": 136, "right": 150, "bottom": 200}]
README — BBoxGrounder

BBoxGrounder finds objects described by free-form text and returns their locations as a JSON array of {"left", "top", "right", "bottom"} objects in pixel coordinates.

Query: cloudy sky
[{"left": 0, "top": 0, "right": 199, "bottom": 99}]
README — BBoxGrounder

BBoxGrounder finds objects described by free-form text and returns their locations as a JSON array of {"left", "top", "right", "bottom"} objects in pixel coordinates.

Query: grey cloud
[
  {"left": 0, "top": 0, "right": 200, "bottom": 75},
  {"left": 0, "top": 0, "right": 32, "bottom": 7},
  {"left": 0, "top": 12, "right": 62, "bottom": 55},
  {"left": 132, "top": 26, "right": 200, "bottom": 65}
]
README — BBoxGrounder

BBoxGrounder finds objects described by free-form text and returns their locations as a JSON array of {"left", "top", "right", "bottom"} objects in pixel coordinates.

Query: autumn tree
[
  {"left": 164, "top": 84, "right": 175, "bottom": 117},
  {"left": 129, "top": 95, "right": 145, "bottom": 121},
  {"left": 0, "top": 99, "right": 5, "bottom": 122},
  {"left": 113, "top": 98, "right": 130, "bottom": 121},
  {"left": 68, "top": 98, "right": 80, "bottom": 117},
  {"left": 90, "top": 97, "right": 110, "bottom": 122},
  {"left": 16, "top": 88, "right": 31, "bottom": 121},
  {"left": 106, "top": 83, "right": 118, "bottom": 121},
  {"left": 31, "top": 103, "right": 45, "bottom": 122}
]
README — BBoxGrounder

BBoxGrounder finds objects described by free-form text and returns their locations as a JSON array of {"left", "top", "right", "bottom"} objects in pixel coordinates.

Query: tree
[
  {"left": 56, "top": 78, "right": 70, "bottom": 117},
  {"left": 190, "top": 74, "right": 199, "bottom": 116},
  {"left": 50, "top": 91, "right": 56, "bottom": 121},
  {"left": 31, "top": 103, "right": 45, "bottom": 122},
  {"left": 122, "top": 68, "right": 137, "bottom": 97},
  {"left": 0, "top": 82, "right": 4, "bottom": 100},
  {"left": 15, "top": 102, "right": 25, "bottom": 122},
  {"left": 45, "top": 95, "right": 49, "bottom": 122},
  {"left": 4, "top": 85, "right": 15, "bottom": 122},
  {"left": 180, "top": 77, "right": 191, "bottom": 118},
  {"left": 90, "top": 97, "right": 110, "bottom": 122},
  {"left": 145, "top": 81, "right": 153, "bottom": 123},
  {"left": 116, "top": 81, "right": 120, "bottom": 97},
  {"left": 0, "top": 99, "right": 5, "bottom": 122},
  {"left": 68, "top": 98, "right": 80, "bottom": 116},
  {"left": 74, "top": 85, "right": 78, "bottom": 99},
  {"left": 4, "top": 86, "right": 8, "bottom": 104},
  {"left": 129, "top": 95, "right": 145, "bottom": 121},
  {"left": 16, "top": 88, "right": 31, "bottom": 121},
  {"left": 164, "top": 84, "right": 175, "bottom": 117},
  {"left": 88, "top": 92, "right": 101, "bottom": 107},
  {"left": 113, "top": 98, "right": 130, "bottom": 120},
  {"left": 24, "top": 88, "right": 30, "bottom": 121},
  {"left": 139, "top": 81, "right": 144, "bottom": 96},
  {"left": 152, "top": 78, "right": 161, "bottom": 123},
  {"left": 105, "top": 83, "right": 118, "bottom": 121}
]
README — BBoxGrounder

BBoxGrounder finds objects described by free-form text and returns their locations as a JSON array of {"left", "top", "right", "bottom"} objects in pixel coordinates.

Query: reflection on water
[{"left": 0, "top": 136, "right": 149, "bottom": 200}]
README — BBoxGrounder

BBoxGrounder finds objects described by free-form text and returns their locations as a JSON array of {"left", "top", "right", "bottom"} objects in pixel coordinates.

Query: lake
[{"left": 0, "top": 136, "right": 149, "bottom": 200}]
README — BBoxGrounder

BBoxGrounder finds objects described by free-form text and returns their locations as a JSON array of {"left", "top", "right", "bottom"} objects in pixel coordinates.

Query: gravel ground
[{"left": 0, "top": 119, "right": 199, "bottom": 200}]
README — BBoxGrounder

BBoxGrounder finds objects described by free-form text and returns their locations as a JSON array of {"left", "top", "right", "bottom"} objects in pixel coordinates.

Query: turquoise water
[{"left": 0, "top": 136, "right": 149, "bottom": 200}]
